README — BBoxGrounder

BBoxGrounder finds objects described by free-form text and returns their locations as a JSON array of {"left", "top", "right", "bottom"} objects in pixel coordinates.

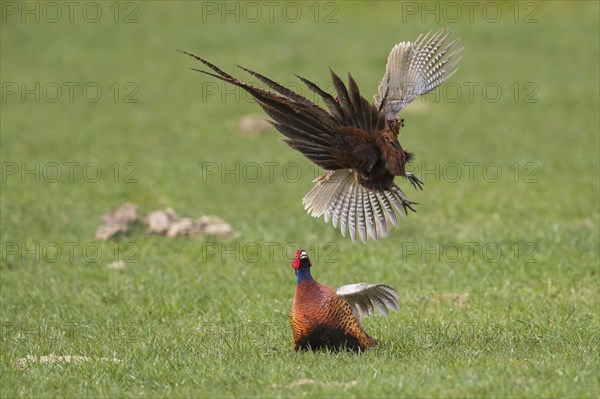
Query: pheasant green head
[{"left": 292, "top": 249, "right": 313, "bottom": 283}]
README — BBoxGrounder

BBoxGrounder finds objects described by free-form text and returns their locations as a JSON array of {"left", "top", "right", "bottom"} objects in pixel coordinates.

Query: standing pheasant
[
  {"left": 290, "top": 249, "right": 400, "bottom": 351},
  {"left": 181, "top": 28, "right": 462, "bottom": 242}
]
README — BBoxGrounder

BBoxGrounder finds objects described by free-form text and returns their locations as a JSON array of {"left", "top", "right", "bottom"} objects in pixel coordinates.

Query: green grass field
[{"left": 1, "top": 1, "right": 599, "bottom": 397}]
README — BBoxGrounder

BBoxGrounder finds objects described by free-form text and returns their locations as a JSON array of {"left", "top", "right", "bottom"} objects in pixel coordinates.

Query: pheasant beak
[{"left": 292, "top": 249, "right": 310, "bottom": 270}]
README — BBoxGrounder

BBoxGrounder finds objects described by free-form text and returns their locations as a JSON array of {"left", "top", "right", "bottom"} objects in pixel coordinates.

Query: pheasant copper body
[
  {"left": 290, "top": 249, "right": 400, "bottom": 351},
  {"left": 181, "top": 28, "right": 462, "bottom": 242}
]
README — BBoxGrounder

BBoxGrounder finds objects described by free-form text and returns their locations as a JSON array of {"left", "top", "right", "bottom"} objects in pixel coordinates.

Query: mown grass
[{"left": 1, "top": 1, "right": 599, "bottom": 398}]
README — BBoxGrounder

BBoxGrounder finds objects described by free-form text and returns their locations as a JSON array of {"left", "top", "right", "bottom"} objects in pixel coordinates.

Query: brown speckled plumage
[
  {"left": 291, "top": 279, "right": 377, "bottom": 351},
  {"left": 289, "top": 249, "right": 399, "bottom": 352},
  {"left": 181, "top": 28, "right": 463, "bottom": 242}
]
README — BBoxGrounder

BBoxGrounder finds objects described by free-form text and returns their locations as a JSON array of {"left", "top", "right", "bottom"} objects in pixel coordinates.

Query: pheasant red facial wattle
[
  {"left": 289, "top": 249, "right": 400, "bottom": 351},
  {"left": 292, "top": 249, "right": 311, "bottom": 270}
]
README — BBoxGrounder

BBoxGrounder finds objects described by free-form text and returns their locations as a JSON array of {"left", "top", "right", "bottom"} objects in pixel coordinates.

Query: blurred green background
[{"left": 1, "top": 1, "right": 598, "bottom": 398}]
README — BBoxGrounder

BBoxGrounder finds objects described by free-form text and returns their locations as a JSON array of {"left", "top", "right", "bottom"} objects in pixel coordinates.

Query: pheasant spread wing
[
  {"left": 374, "top": 27, "right": 463, "bottom": 120},
  {"left": 336, "top": 283, "right": 401, "bottom": 319}
]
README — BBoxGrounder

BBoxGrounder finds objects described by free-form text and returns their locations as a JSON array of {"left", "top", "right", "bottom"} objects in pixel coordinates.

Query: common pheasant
[
  {"left": 290, "top": 249, "right": 400, "bottom": 351},
  {"left": 181, "top": 28, "right": 462, "bottom": 242}
]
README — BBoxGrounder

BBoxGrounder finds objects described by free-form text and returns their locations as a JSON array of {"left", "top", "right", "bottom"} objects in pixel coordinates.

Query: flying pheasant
[
  {"left": 290, "top": 249, "right": 400, "bottom": 351},
  {"left": 181, "top": 28, "right": 463, "bottom": 242}
]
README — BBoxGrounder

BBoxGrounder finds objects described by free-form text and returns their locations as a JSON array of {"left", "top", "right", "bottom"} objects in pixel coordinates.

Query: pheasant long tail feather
[
  {"left": 181, "top": 51, "right": 385, "bottom": 173},
  {"left": 295, "top": 74, "right": 344, "bottom": 121},
  {"left": 183, "top": 62, "right": 330, "bottom": 138},
  {"left": 182, "top": 51, "right": 422, "bottom": 242}
]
